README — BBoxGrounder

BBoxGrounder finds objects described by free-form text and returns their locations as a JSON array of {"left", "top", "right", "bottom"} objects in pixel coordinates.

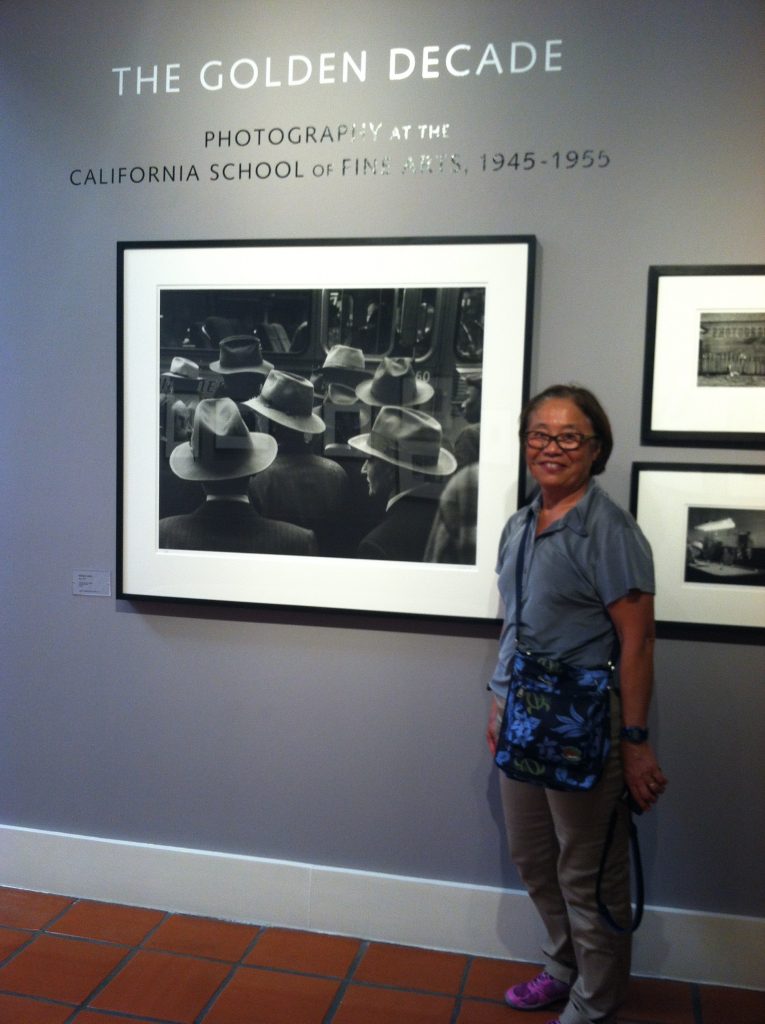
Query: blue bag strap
[{"left": 514, "top": 509, "right": 535, "bottom": 640}]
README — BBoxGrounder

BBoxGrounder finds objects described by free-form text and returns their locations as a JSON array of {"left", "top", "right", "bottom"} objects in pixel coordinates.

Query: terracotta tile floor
[{"left": 0, "top": 887, "right": 762, "bottom": 1023}]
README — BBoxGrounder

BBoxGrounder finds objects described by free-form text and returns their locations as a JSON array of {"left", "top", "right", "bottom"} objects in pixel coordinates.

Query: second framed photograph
[
  {"left": 117, "top": 236, "right": 535, "bottom": 620},
  {"left": 631, "top": 463, "right": 765, "bottom": 641},
  {"left": 641, "top": 265, "right": 765, "bottom": 448}
]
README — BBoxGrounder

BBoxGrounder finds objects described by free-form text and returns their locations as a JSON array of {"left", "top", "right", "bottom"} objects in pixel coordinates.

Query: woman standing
[{"left": 488, "top": 384, "right": 667, "bottom": 1024}]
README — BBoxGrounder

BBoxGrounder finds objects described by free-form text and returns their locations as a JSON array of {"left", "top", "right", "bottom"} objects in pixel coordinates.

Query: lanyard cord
[
  {"left": 596, "top": 792, "right": 645, "bottom": 933},
  {"left": 514, "top": 509, "right": 535, "bottom": 640}
]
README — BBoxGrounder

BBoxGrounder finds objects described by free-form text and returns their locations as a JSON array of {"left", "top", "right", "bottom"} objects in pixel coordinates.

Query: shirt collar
[
  {"left": 529, "top": 478, "right": 599, "bottom": 537},
  {"left": 386, "top": 487, "right": 415, "bottom": 512}
]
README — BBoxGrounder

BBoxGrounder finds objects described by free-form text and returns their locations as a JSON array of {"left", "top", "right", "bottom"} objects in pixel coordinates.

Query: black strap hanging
[{"left": 596, "top": 788, "right": 645, "bottom": 933}]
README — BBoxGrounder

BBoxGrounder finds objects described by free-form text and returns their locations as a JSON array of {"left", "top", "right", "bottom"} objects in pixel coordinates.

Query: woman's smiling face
[{"left": 525, "top": 398, "right": 601, "bottom": 501}]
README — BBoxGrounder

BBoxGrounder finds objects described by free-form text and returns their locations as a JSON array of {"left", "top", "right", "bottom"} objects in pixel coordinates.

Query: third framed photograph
[
  {"left": 641, "top": 265, "right": 765, "bottom": 448},
  {"left": 631, "top": 463, "right": 765, "bottom": 641}
]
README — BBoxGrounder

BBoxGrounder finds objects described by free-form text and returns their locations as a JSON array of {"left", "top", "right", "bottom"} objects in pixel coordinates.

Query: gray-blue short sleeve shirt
[{"left": 490, "top": 479, "right": 655, "bottom": 698}]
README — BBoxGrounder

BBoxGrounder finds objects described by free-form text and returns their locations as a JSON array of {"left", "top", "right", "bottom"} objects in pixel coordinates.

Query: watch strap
[{"left": 620, "top": 726, "right": 649, "bottom": 743}]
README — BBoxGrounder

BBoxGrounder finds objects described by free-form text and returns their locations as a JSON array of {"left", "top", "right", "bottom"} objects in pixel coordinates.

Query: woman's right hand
[{"left": 486, "top": 694, "right": 505, "bottom": 755}]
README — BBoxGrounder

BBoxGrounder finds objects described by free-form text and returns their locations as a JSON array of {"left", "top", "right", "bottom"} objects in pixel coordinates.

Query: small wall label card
[{"left": 72, "top": 570, "right": 112, "bottom": 597}]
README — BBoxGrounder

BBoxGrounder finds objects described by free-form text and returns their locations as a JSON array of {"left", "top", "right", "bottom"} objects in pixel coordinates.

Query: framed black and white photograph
[
  {"left": 641, "top": 265, "right": 765, "bottom": 448},
  {"left": 117, "top": 236, "right": 535, "bottom": 619},
  {"left": 631, "top": 463, "right": 765, "bottom": 641}
]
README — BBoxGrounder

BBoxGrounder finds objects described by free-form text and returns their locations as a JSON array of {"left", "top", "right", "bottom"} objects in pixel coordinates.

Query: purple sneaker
[{"left": 504, "top": 970, "right": 570, "bottom": 1010}]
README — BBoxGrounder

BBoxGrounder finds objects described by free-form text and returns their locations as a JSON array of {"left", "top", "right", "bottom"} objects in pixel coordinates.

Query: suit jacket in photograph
[
  {"left": 158, "top": 500, "right": 318, "bottom": 556},
  {"left": 249, "top": 452, "right": 350, "bottom": 556},
  {"left": 356, "top": 483, "right": 444, "bottom": 563}
]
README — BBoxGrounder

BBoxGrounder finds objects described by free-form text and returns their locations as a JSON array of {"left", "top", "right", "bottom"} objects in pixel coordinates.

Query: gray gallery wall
[{"left": 1, "top": 0, "right": 764, "bottom": 921}]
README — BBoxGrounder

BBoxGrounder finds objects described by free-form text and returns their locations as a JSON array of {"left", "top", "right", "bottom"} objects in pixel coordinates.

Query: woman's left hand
[{"left": 621, "top": 740, "right": 668, "bottom": 812}]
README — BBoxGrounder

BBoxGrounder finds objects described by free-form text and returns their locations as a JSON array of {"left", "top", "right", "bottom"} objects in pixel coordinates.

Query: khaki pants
[{"left": 499, "top": 696, "right": 631, "bottom": 1024}]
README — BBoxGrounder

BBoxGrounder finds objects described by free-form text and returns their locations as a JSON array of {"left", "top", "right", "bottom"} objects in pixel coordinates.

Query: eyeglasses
[{"left": 523, "top": 430, "right": 598, "bottom": 451}]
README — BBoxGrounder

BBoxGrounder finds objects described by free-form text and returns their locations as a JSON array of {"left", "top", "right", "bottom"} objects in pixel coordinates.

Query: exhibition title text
[{"left": 111, "top": 40, "right": 563, "bottom": 94}]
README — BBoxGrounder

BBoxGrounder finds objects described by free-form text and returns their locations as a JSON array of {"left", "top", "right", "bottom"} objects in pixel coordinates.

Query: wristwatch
[{"left": 620, "top": 726, "right": 649, "bottom": 744}]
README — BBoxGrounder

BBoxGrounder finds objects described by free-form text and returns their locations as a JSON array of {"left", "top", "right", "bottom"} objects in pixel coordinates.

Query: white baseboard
[{"left": 1, "top": 824, "right": 762, "bottom": 990}]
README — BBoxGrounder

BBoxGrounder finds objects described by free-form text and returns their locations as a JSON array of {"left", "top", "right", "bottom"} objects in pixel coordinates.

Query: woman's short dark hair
[{"left": 518, "top": 384, "right": 613, "bottom": 476}]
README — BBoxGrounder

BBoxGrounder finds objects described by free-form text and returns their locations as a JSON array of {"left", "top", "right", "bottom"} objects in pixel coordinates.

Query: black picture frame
[
  {"left": 630, "top": 462, "right": 765, "bottom": 643},
  {"left": 117, "top": 236, "right": 536, "bottom": 620},
  {"left": 641, "top": 265, "right": 765, "bottom": 449}
]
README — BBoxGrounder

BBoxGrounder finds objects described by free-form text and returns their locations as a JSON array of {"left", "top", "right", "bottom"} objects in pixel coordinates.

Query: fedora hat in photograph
[
  {"left": 313, "top": 345, "right": 372, "bottom": 384},
  {"left": 348, "top": 406, "right": 457, "bottom": 477},
  {"left": 312, "top": 345, "right": 372, "bottom": 407},
  {"left": 246, "top": 369, "right": 326, "bottom": 434},
  {"left": 161, "top": 356, "right": 202, "bottom": 380},
  {"left": 324, "top": 383, "right": 360, "bottom": 407},
  {"left": 355, "top": 356, "right": 434, "bottom": 407},
  {"left": 169, "top": 397, "right": 277, "bottom": 481},
  {"left": 209, "top": 335, "right": 275, "bottom": 376}
]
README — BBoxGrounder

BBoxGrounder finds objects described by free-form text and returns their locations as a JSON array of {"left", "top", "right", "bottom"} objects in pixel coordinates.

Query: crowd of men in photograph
[{"left": 158, "top": 329, "right": 481, "bottom": 564}]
